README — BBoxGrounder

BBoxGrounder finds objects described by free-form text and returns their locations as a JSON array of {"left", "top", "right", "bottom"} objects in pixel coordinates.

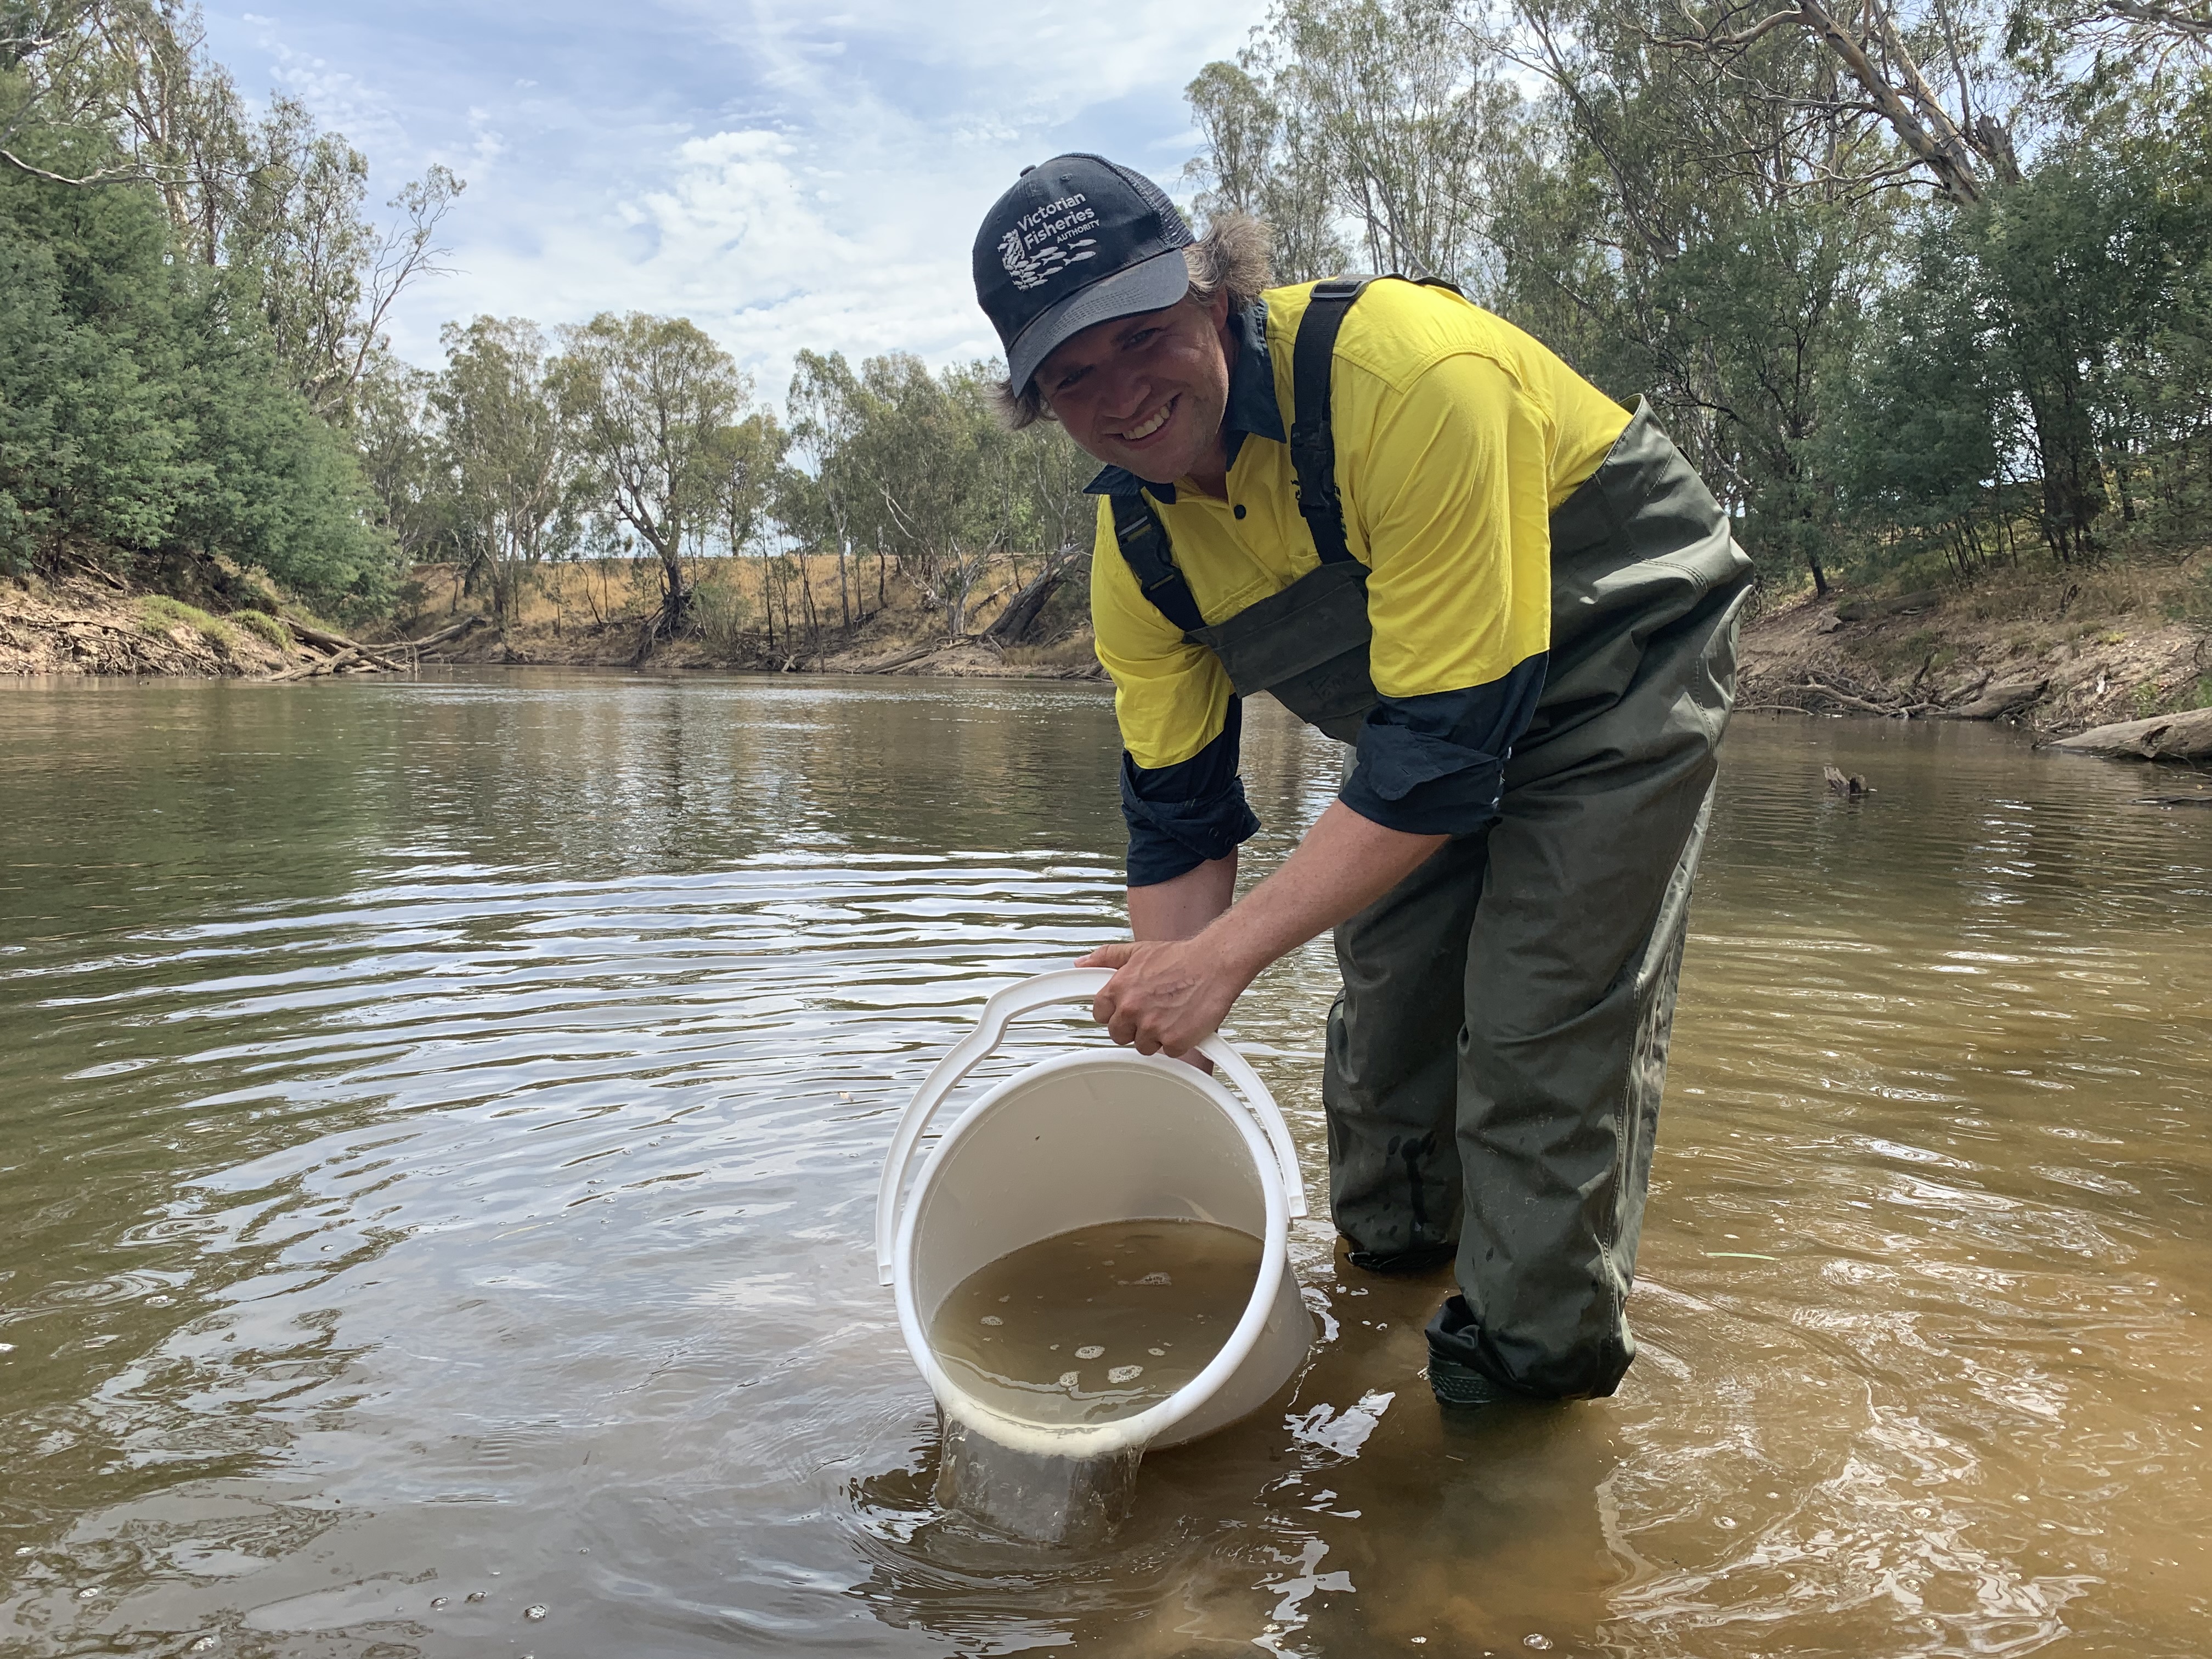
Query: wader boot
[{"left": 1111, "top": 277, "right": 1753, "bottom": 1407}]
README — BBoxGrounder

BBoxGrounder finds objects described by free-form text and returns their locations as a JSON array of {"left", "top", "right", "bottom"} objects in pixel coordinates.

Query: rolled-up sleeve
[
  {"left": 1339, "top": 659, "right": 1547, "bottom": 834},
  {"left": 1120, "top": 697, "right": 1262, "bottom": 885}
]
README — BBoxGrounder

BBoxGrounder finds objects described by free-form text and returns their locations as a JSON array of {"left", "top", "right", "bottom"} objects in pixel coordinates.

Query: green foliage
[
  {"left": 550, "top": 311, "right": 750, "bottom": 634},
  {"left": 0, "top": 212, "right": 179, "bottom": 569},
  {"left": 690, "top": 568, "right": 752, "bottom": 656},
  {"left": 230, "top": 608, "right": 291, "bottom": 648},
  {"left": 0, "top": 160, "right": 391, "bottom": 605},
  {"left": 1186, "top": 0, "right": 2212, "bottom": 599},
  {"left": 137, "top": 593, "right": 232, "bottom": 651},
  {"left": 435, "top": 315, "right": 572, "bottom": 623},
  {"left": 0, "top": 1, "right": 456, "bottom": 616}
]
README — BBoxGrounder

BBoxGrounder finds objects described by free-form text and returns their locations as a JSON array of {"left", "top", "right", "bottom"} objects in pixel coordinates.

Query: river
[{"left": 2, "top": 670, "right": 2207, "bottom": 1657}]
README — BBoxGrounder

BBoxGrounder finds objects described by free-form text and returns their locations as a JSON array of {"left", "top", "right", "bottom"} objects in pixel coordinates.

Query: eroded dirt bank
[
  {"left": 13, "top": 562, "right": 2208, "bottom": 759},
  {"left": 1736, "top": 567, "right": 2209, "bottom": 741}
]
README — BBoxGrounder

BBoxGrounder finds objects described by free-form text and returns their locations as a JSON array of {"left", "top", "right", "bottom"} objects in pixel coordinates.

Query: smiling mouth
[{"left": 1114, "top": 397, "right": 1176, "bottom": 445}]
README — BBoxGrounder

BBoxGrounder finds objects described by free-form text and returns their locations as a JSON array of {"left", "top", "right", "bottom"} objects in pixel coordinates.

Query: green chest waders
[{"left": 1111, "top": 279, "right": 1754, "bottom": 1402}]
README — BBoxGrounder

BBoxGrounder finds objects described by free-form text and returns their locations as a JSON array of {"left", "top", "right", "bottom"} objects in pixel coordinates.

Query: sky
[{"left": 195, "top": 1, "right": 1265, "bottom": 400}]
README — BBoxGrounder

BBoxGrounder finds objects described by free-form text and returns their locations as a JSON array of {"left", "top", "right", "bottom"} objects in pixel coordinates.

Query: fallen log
[
  {"left": 859, "top": 642, "right": 951, "bottom": 674},
  {"left": 1799, "top": 678, "right": 1897, "bottom": 715},
  {"left": 1833, "top": 589, "right": 1943, "bottom": 623},
  {"left": 400, "top": 614, "right": 490, "bottom": 651},
  {"left": 266, "top": 645, "right": 362, "bottom": 682},
  {"left": 2046, "top": 706, "right": 2212, "bottom": 764},
  {"left": 280, "top": 615, "right": 407, "bottom": 672},
  {"left": 1935, "top": 675, "right": 2047, "bottom": 720},
  {"left": 1823, "top": 764, "right": 1874, "bottom": 796}
]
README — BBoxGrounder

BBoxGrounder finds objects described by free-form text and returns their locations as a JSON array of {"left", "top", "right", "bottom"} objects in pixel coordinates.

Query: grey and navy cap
[{"left": 973, "top": 154, "right": 1195, "bottom": 396}]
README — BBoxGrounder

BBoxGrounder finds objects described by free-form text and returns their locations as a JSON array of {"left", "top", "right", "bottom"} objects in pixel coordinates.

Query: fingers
[{"left": 1075, "top": 942, "right": 1136, "bottom": 969}]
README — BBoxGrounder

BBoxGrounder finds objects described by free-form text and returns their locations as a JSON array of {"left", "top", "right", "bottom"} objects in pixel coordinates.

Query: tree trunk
[
  {"left": 799, "top": 555, "right": 821, "bottom": 665},
  {"left": 984, "top": 554, "right": 1081, "bottom": 645}
]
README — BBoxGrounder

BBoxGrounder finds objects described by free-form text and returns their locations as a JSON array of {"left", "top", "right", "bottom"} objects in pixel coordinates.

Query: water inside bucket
[
  {"left": 928, "top": 1218, "right": 1264, "bottom": 1544},
  {"left": 928, "top": 1218, "right": 1263, "bottom": 1427}
]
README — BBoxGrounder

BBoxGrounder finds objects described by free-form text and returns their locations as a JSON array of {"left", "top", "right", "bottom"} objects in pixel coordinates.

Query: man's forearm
[
  {"left": 1080, "top": 804, "right": 1447, "bottom": 1057},
  {"left": 1204, "top": 802, "right": 1444, "bottom": 982},
  {"left": 1128, "top": 853, "right": 1237, "bottom": 942}
]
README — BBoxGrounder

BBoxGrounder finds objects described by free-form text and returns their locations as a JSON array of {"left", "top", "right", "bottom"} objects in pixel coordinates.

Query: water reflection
[{"left": 1, "top": 675, "right": 2207, "bottom": 1656}]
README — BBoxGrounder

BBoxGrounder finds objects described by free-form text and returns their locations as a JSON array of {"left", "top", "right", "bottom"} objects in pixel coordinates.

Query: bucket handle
[{"left": 873, "top": 967, "right": 1307, "bottom": 1285}]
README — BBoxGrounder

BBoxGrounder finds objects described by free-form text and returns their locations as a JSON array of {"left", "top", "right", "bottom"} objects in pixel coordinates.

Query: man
[{"left": 971, "top": 154, "right": 1750, "bottom": 1407}]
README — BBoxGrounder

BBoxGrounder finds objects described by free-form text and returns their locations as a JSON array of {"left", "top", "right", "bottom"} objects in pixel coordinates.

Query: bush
[
  {"left": 138, "top": 595, "right": 233, "bottom": 652},
  {"left": 691, "top": 573, "right": 752, "bottom": 658},
  {"left": 230, "top": 609, "right": 291, "bottom": 649},
  {"left": 1, "top": 165, "right": 394, "bottom": 611}
]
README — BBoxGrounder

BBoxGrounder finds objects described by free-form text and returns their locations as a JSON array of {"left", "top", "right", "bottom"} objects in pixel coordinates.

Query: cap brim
[{"left": 1006, "top": 247, "right": 1193, "bottom": 395}]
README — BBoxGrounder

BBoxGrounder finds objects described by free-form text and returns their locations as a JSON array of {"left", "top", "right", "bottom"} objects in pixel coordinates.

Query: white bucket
[{"left": 876, "top": 968, "right": 1313, "bottom": 1464}]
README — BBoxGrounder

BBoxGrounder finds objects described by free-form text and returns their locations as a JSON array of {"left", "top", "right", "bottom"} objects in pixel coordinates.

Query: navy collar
[{"left": 1084, "top": 301, "right": 1280, "bottom": 502}]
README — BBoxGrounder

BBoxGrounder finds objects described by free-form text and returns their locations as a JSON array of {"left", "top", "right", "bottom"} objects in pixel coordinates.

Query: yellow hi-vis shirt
[{"left": 1090, "top": 279, "right": 1631, "bottom": 774}]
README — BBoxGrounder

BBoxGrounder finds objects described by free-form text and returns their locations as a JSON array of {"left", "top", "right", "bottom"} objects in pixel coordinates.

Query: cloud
[{"left": 199, "top": 0, "right": 1261, "bottom": 399}]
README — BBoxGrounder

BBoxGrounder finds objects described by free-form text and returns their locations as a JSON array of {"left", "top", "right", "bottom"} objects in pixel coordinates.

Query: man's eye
[{"left": 1126, "top": 329, "right": 1159, "bottom": 349}]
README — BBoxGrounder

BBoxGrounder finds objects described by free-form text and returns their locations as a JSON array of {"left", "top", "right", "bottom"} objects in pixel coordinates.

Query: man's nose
[{"left": 1098, "top": 367, "right": 1152, "bottom": 427}]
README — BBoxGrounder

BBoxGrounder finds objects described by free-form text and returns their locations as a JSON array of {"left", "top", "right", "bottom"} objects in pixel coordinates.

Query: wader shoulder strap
[
  {"left": 1288, "top": 277, "right": 1370, "bottom": 567},
  {"left": 1110, "top": 493, "right": 1205, "bottom": 636}
]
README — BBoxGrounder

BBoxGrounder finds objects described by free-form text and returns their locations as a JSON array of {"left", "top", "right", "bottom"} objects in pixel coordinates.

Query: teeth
[{"left": 1122, "top": 402, "right": 1171, "bottom": 441}]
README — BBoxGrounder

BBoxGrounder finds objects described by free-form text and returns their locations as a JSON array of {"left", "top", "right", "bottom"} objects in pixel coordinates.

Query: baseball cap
[{"left": 973, "top": 154, "right": 1195, "bottom": 396}]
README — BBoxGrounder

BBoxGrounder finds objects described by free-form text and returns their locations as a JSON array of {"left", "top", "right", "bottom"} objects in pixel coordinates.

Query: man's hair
[{"left": 994, "top": 212, "right": 1276, "bottom": 430}]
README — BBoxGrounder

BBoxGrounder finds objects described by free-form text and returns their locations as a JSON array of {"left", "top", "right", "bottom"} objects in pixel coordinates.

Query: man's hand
[
  {"left": 1080, "top": 802, "right": 1448, "bottom": 1062},
  {"left": 1076, "top": 936, "right": 1250, "bottom": 1058}
]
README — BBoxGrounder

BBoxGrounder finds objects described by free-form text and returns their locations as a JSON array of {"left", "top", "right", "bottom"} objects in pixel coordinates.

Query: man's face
[{"left": 1036, "top": 289, "right": 1234, "bottom": 483}]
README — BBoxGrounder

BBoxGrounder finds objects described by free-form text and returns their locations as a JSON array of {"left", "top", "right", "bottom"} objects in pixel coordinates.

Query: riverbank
[
  {"left": 381, "top": 556, "right": 1104, "bottom": 680},
  {"left": 12, "top": 556, "right": 2208, "bottom": 748},
  {"left": 2, "top": 572, "right": 303, "bottom": 676},
  {"left": 1737, "top": 558, "right": 2211, "bottom": 737}
]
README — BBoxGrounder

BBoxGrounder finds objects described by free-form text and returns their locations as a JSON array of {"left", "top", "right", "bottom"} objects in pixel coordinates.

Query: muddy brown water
[
  {"left": 1, "top": 670, "right": 2207, "bottom": 1657},
  {"left": 929, "top": 1220, "right": 1266, "bottom": 1430}
]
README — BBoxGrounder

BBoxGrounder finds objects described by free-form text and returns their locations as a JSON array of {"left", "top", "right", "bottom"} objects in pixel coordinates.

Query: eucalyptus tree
[
  {"left": 227, "top": 100, "right": 460, "bottom": 422},
  {"left": 2, "top": 2, "right": 461, "bottom": 424},
  {"left": 843, "top": 354, "right": 1008, "bottom": 640},
  {"left": 551, "top": 311, "right": 749, "bottom": 651},
  {"left": 1489, "top": 0, "right": 1901, "bottom": 590},
  {"left": 713, "top": 407, "right": 792, "bottom": 648},
  {"left": 979, "top": 415, "right": 1098, "bottom": 642},
  {"left": 1185, "top": 58, "right": 1348, "bottom": 280},
  {"left": 354, "top": 349, "right": 455, "bottom": 571},
  {"left": 432, "top": 316, "right": 572, "bottom": 624},
  {"left": 1187, "top": 0, "right": 1512, "bottom": 287},
  {"left": 1641, "top": 0, "right": 2021, "bottom": 205},
  {"left": 786, "top": 348, "right": 865, "bottom": 626}
]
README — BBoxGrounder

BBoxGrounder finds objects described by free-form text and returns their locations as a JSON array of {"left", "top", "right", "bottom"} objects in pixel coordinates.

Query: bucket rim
[{"left": 890, "top": 1047, "right": 1293, "bottom": 1460}]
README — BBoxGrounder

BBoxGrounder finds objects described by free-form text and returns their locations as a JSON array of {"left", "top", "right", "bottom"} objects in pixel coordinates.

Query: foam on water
[
  {"left": 924, "top": 1219, "right": 1263, "bottom": 1543},
  {"left": 927, "top": 1219, "right": 1263, "bottom": 1430}
]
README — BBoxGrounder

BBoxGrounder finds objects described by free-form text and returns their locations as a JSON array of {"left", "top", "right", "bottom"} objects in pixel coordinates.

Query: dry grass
[
  {"left": 997, "top": 635, "right": 1102, "bottom": 673},
  {"left": 1953, "top": 555, "right": 2209, "bottom": 625}
]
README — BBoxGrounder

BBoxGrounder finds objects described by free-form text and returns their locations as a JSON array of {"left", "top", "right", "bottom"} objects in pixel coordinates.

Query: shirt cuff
[
  {"left": 1339, "top": 654, "right": 1548, "bottom": 836},
  {"left": 1120, "top": 697, "right": 1262, "bottom": 887}
]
